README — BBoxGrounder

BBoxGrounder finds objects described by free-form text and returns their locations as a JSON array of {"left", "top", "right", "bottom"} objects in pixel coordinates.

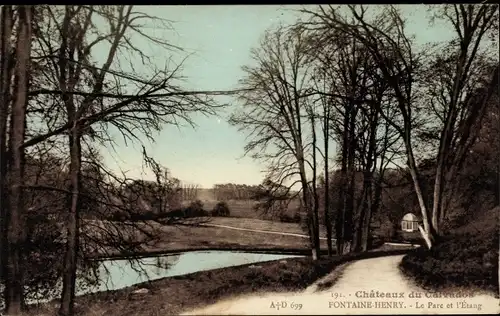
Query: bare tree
[
  {"left": 308, "top": 67, "right": 334, "bottom": 255},
  {"left": 310, "top": 5, "right": 434, "bottom": 248},
  {"left": 303, "top": 25, "right": 392, "bottom": 254},
  {"left": 181, "top": 182, "right": 200, "bottom": 201},
  {"left": 302, "top": 4, "right": 499, "bottom": 249},
  {"left": 0, "top": 6, "right": 34, "bottom": 314},
  {"left": 423, "top": 4, "right": 498, "bottom": 233},
  {"left": 10, "top": 5, "right": 243, "bottom": 315},
  {"left": 229, "top": 25, "right": 322, "bottom": 259}
]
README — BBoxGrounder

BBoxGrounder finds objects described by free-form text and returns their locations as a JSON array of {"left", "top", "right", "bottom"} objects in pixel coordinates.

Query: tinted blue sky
[{"left": 100, "top": 5, "right": 454, "bottom": 188}]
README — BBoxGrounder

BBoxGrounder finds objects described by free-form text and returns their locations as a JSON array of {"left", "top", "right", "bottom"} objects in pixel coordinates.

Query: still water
[{"left": 78, "top": 251, "right": 302, "bottom": 295}]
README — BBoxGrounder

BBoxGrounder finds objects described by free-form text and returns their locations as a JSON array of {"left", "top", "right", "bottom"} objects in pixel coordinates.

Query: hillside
[{"left": 400, "top": 206, "right": 499, "bottom": 295}]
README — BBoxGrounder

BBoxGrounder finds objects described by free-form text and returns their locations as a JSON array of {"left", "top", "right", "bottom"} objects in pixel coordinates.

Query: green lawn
[{"left": 84, "top": 217, "right": 330, "bottom": 259}]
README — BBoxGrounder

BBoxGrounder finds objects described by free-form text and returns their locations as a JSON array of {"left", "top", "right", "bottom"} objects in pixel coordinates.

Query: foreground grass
[
  {"left": 27, "top": 248, "right": 413, "bottom": 316},
  {"left": 399, "top": 206, "right": 499, "bottom": 297}
]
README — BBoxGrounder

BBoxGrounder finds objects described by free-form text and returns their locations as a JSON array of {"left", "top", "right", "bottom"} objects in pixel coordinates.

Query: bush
[
  {"left": 189, "top": 199, "right": 204, "bottom": 212},
  {"left": 184, "top": 199, "right": 209, "bottom": 217},
  {"left": 367, "top": 234, "right": 385, "bottom": 249},
  {"left": 279, "top": 212, "right": 301, "bottom": 223},
  {"left": 400, "top": 229, "right": 499, "bottom": 294},
  {"left": 293, "top": 212, "right": 302, "bottom": 223},
  {"left": 212, "top": 201, "right": 230, "bottom": 217},
  {"left": 378, "top": 221, "right": 397, "bottom": 241},
  {"left": 155, "top": 200, "right": 209, "bottom": 219}
]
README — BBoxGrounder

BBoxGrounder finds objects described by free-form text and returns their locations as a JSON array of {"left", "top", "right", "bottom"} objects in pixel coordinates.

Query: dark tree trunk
[
  {"left": 5, "top": 6, "right": 32, "bottom": 314},
  {"left": 0, "top": 5, "right": 14, "bottom": 287},
  {"left": 497, "top": 160, "right": 500, "bottom": 207},
  {"left": 344, "top": 106, "right": 357, "bottom": 254},
  {"left": 336, "top": 110, "right": 350, "bottom": 254},
  {"left": 323, "top": 117, "right": 333, "bottom": 256},
  {"left": 59, "top": 127, "right": 82, "bottom": 316},
  {"left": 356, "top": 108, "right": 378, "bottom": 252},
  {"left": 352, "top": 186, "right": 367, "bottom": 252},
  {"left": 366, "top": 161, "right": 385, "bottom": 250},
  {"left": 311, "top": 113, "right": 321, "bottom": 259},
  {"left": 297, "top": 144, "right": 320, "bottom": 260}
]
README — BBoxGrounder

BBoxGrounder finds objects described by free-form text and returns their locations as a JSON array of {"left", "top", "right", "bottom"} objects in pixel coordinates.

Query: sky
[{"left": 98, "top": 5, "right": 456, "bottom": 188}]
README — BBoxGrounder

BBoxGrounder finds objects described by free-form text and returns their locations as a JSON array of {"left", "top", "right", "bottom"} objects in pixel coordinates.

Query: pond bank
[
  {"left": 27, "top": 248, "right": 415, "bottom": 316},
  {"left": 89, "top": 246, "right": 328, "bottom": 261}
]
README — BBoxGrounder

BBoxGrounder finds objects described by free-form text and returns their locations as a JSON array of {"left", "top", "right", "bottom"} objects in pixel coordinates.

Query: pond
[
  {"left": 76, "top": 250, "right": 302, "bottom": 296},
  {"left": 0, "top": 251, "right": 301, "bottom": 307}
]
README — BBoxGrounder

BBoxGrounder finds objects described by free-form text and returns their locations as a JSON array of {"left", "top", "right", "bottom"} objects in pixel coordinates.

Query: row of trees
[
  {"left": 0, "top": 5, "right": 233, "bottom": 316},
  {"left": 231, "top": 4, "right": 498, "bottom": 259},
  {"left": 212, "top": 183, "right": 261, "bottom": 200},
  {"left": 118, "top": 170, "right": 201, "bottom": 217}
]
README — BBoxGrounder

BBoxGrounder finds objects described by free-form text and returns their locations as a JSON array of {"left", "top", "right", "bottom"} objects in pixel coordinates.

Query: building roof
[{"left": 402, "top": 213, "right": 421, "bottom": 222}]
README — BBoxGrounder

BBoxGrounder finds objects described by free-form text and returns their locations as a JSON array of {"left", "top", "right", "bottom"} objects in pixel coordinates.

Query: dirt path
[
  {"left": 182, "top": 255, "right": 499, "bottom": 315},
  {"left": 200, "top": 223, "right": 328, "bottom": 240}
]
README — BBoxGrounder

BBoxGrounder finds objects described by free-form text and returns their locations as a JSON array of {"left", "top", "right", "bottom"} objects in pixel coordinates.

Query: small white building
[{"left": 401, "top": 213, "right": 421, "bottom": 232}]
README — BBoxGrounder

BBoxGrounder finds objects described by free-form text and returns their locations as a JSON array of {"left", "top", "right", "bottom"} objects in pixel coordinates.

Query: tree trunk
[
  {"left": 305, "top": 187, "right": 320, "bottom": 261},
  {"left": 0, "top": 5, "right": 14, "bottom": 287},
  {"left": 405, "top": 131, "right": 434, "bottom": 249},
  {"left": 5, "top": 6, "right": 32, "bottom": 314},
  {"left": 439, "top": 165, "right": 457, "bottom": 225},
  {"left": 59, "top": 127, "right": 82, "bottom": 316},
  {"left": 310, "top": 113, "right": 321, "bottom": 259},
  {"left": 323, "top": 124, "right": 333, "bottom": 256},
  {"left": 297, "top": 146, "right": 320, "bottom": 260},
  {"left": 352, "top": 186, "right": 368, "bottom": 252},
  {"left": 344, "top": 107, "right": 357, "bottom": 254},
  {"left": 364, "top": 158, "right": 385, "bottom": 251},
  {"left": 335, "top": 110, "right": 350, "bottom": 254},
  {"left": 354, "top": 112, "right": 377, "bottom": 252},
  {"left": 431, "top": 158, "right": 446, "bottom": 235},
  {"left": 360, "top": 183, "right": 372, "bottom": 252},
  {"left": 497, "top": 159, "right": 500, "bottom": 207}
]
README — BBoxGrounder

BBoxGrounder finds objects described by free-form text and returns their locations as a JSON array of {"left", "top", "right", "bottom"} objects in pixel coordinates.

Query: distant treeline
[{"left": 212, "top": 183, "right": 262, "bottom": 200}]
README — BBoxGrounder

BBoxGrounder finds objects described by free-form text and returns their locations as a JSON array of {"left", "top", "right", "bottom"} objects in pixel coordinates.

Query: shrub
[
  {"left": 160, "top": 200, "right": 209, "bottom": 219},
  {"left": 174, "top": 200, "right": 208, "bottom": 217},
  {"left": 212, "top": 201, "right": 230, "bottom": 217},
  {"left": 189, "top": 199, "right": 204, "bottom": 212},
  {"left": 279, "top": 212, "right": 301, "bottom": 223},
  {"left": 378, "top": 221, "right": 397, "bottom": 240},
  {"left": 293, "top": 212, "right": 302, "bottom": 223},
  {"left": 367, "top": 235, "right": 385, "bottom": 249},
  {"left": 184, "top": 199, "right": 208, "bottom": 217},
  {"left": 400, "top": 229, "right": 499, "bottom": 294}
]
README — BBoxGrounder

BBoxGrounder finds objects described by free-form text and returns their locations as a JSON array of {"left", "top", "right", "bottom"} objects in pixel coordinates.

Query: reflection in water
[
  {"left": 20, "top": 250, "right": 301, "bottom": 305},
  {"left": 88, "top": 254, "right": 181, "bottom": 294},
  {"left": 81, "top": 251, "right": 301, "bottom": 295}
]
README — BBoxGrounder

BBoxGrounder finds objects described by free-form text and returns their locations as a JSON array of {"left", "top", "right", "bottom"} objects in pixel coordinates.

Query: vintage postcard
[{"left": 0, "top": 3, "right": 498, "bottom": 316}]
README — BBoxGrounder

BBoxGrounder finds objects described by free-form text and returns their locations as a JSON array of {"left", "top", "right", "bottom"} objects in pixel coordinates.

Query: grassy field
[
  {"left": 85, "top": 216, "right": 331, "bottom": 259},
  {"left": 204, "top": 216, "right": 316, "bottom": 235}
]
